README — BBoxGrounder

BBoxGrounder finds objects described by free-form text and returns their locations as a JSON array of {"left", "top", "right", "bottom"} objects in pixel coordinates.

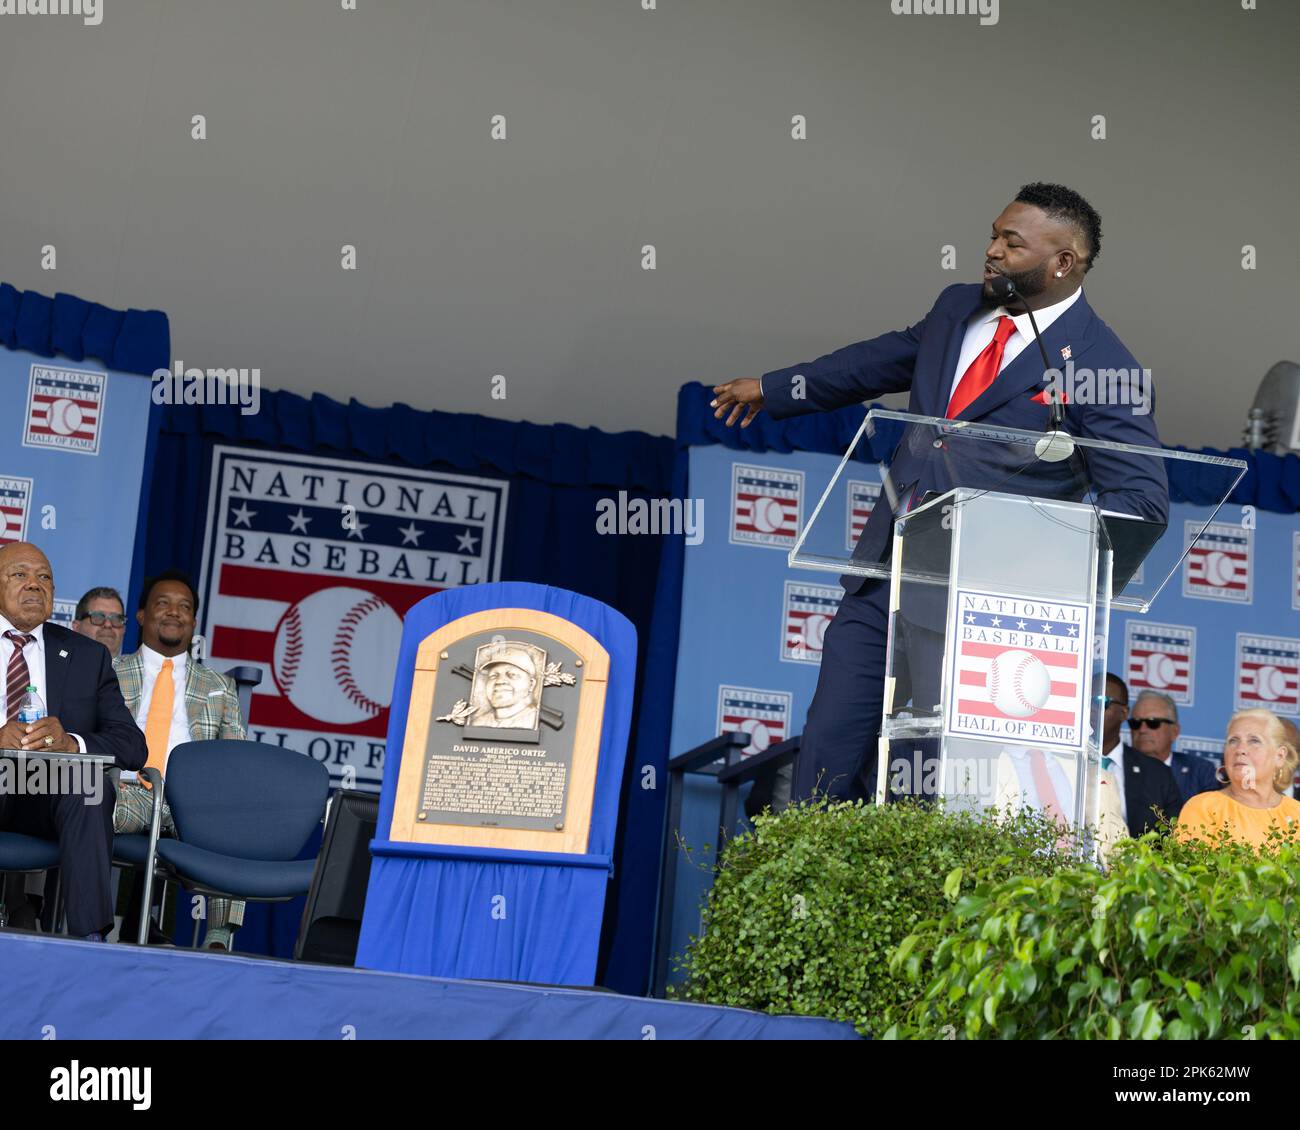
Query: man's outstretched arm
[{"left": 711, "top": 308, "right": 934, "bottom": 428}]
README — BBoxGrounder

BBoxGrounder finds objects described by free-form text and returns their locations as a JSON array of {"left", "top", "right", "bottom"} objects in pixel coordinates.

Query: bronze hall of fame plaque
[{"left": 389, "top": 608, "right": 609, "bottom": 854}]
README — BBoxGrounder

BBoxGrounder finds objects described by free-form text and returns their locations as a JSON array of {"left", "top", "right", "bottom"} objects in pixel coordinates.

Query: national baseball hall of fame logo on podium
[
  {"left": 944, "top": 586, "right": 1093, "bottom": 753},
  {"left": 388, "top": 609, "right": 610, "bottom": 855}
]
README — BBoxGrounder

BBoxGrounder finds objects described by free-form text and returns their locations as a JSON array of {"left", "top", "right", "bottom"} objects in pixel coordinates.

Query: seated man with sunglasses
[
  {"left": 71, "top": 586, "right": 128, "bottom": 659},
  {"left": 1130, "top": 690, "right": 1219, "bottom": 804},
  {"left": 1101, "top": 674, "right": 1183, "bottom": 837}
]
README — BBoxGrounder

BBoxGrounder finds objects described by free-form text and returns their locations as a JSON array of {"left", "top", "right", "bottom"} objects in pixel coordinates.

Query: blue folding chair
[
  {"left": 134, "top": 740, "right": 330, "bottom": 949},
  {"left": 0, "top": 832, "right": 62, "bottom": 931}
]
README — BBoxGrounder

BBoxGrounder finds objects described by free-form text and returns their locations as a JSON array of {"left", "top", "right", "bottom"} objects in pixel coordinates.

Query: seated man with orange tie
[{"left": 113, "top": 570, "right": 247, "bottom": 950}]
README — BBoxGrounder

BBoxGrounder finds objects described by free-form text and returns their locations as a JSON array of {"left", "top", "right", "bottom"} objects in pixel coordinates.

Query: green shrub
[
  {"left": 676, "top": 800, "right": 1072, "bottom": 1035},
  {"left": 889, "top": 832, "right": 1300, "bottom": 1039}
]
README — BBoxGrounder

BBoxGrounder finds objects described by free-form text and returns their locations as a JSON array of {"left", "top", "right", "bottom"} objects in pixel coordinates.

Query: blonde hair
[{"left": 1226, "top": 708, "right": 1300, "bottom": 794}]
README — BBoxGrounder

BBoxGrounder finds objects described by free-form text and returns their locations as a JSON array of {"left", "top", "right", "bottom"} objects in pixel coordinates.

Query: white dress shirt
[
  {"left": 948, "top": 286, "right": 1083, "bottom": 404},
  {"left": 0, "top": 613, "right": 86, "bottom": 752},
  {"left": 123, "top": 644, "right": 191, "bottom": 780}
]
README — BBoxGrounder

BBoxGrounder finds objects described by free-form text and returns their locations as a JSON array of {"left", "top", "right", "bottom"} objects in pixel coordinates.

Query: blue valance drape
[{"left": 0, "top": 282, "right": 169, "bottom": 377}]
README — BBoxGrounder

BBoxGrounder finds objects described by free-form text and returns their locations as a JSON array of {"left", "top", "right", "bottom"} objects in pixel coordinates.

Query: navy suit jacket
[
  {"left": 1166, "top": 749, "right": 1220, "bottom": 804},
  {"left": 39, "top": 622, "right": 147, "bottom": 771},
  {"left": 1119, "top": 743, "right": 1184, "bottom": 837},
  {"left": 761, "top": 284, "right": 1170, "bottom": 594}
]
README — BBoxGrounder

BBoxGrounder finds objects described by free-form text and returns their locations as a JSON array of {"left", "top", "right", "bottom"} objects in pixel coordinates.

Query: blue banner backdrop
[
  {"left": 0, "top": 282, "right": 167, "bottom": 648},
  {"left": 140, "top": 393, "right": 672, "bottom": 988},
  {"left": 651, "top": 383, "right": 1300, "bottom": 984}
]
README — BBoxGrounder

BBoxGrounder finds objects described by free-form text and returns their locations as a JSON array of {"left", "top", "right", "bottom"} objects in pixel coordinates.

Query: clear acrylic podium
[{"left": 790, "top": 410, "right": 1247, "bottom": 843}]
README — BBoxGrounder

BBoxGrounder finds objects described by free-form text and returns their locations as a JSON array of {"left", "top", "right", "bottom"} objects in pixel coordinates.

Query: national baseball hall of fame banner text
[{"left": 198, "top": 447, "right": 508, "bottom": 789}]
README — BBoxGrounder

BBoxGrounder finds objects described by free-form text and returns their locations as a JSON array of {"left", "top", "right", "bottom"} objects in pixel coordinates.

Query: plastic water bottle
[{"left": 17, "top": 685, "right": 46, "bottom": 725}]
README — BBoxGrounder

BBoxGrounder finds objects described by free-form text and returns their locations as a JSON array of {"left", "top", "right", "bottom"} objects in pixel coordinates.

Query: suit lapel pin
[
  {"left": 1061, "top": 345, "right": 1072, "bottom": 360},
  {"left": 58, "top": 649, "right": 68, "bottom": 658}
]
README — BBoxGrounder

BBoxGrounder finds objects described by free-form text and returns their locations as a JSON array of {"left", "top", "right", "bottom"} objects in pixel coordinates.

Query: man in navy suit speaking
[{"left": 710, "top": 184, "right": 1169, "bottom": 804}]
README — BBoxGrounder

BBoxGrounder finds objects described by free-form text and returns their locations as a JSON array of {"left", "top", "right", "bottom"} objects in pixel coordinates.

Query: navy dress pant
[
  {"left": 0, "top": 767, "right": 115, "bottom": 936},
  {"left": 792, "top": 580, "right": 945, "bottom": 803}
]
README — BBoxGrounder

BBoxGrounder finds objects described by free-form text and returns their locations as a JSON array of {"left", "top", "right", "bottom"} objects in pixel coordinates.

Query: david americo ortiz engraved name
[{"left": 447, "top": 745, "right": 548, "bottom": 757}]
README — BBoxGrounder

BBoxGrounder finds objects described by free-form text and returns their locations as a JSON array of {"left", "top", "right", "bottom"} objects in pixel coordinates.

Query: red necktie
[
  {"left": 946, "top": 315, "right": 1017, "bottom": 418},
  {"left": 5, "top": 631, "right": 34, "bottom": 723}
]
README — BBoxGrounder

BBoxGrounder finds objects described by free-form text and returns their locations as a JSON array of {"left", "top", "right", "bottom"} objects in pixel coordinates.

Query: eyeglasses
[
  {"left": 1103, "top": 697, "right": 1128, "bottom": 710},
  {"left": 1129, "top": 717, "right": 1175, "bottom": 731},
  {"left": 80, "top": 611, "right": 126, "bottom": 627}
]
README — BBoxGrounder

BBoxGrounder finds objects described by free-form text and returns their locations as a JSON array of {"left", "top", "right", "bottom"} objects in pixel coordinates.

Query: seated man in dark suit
[
  {"left": 1129, "top": 690, "right": 1220, "bottom": 804},
  {"left": 0, "top": 542, "right": 147, "bottom": 940},
  {"left": 1101, "top": 673, "right": 1183, "bottom": 836}
]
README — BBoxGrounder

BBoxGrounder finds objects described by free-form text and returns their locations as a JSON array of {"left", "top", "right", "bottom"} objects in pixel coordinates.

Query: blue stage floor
[{"left": 0, "top": 933, "right": 856, "bottom": 1040}]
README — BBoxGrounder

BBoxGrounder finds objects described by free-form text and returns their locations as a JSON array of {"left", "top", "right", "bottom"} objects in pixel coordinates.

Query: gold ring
[{"left": 44, "top": 736, "right": 53, "bottom": 746}]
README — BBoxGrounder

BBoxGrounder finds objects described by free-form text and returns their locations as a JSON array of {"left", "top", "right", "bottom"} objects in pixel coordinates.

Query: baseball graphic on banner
[
  {"left": 1255, "top": 665, "right": 1284, "bottom": 702},
  {"left": 802, "top": 613, "right": 829, "bottom": 653},
  {"left": 753, "top": 497, "right": 785, "bottom": 534},
  {"left": 1202, "top": 551, "right": 1236, "bottom": 588},
  {"left": 48, "top": 398, "right": 84, "bottom": 436},
  {"left": 739, "top": 716, "right": 772, "bottom": 753},
  {"left": 273, "top": 586, "right": 404, "bottom": 725},
  {"left": 1144, "top": 652, "right": 1177, "bottom": 689},
  {"left": 988, "top": 649, "right": 1052, "bottom": 718}
]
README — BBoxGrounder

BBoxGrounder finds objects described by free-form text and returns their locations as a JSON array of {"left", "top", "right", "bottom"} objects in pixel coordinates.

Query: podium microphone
[{"left": 988, "top": 273, "right": 1072, "bottom": 461}]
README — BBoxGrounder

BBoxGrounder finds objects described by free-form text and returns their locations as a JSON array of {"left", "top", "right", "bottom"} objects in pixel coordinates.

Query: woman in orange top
[{"left": 1176, "top": 708, "right": 1300, "bottom": 849}]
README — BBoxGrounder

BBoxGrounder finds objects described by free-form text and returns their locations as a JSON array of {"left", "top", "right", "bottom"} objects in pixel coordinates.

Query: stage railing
[{"left": 651, "top": 732, "right": 801, "bottom": 998}]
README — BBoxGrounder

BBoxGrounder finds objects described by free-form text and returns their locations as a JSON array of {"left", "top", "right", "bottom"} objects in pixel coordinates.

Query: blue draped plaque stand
[{"left": 356, "top": 582, "right": 637, "bottom": 984}]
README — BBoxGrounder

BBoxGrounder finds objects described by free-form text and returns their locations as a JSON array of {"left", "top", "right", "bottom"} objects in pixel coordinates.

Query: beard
[
  {"left": 982, "top": 259, "right": 1051, "bottom": 308},
  {"left": 157, "top": 627, "right": 186, "bottom": 649}
]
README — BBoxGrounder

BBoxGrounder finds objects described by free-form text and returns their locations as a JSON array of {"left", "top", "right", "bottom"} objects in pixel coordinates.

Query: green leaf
[
  {"left": 943, "top": 867, "right": 964, "bottom": 901},
  {"left": 1055, "top": 956, "right": 1080, "bottom": 977},
  {"left": 1129, "top": 1001, "right": 1164, "bottom": 1040},
  {"left": 890, "top": 934, "right": 919, "bottom": 975},
  {"left": 953, "top": 895, "right": 990, "bottom": 919},
  {"left": 983, "top": 992, "right": 999, "bottom": 1026}
]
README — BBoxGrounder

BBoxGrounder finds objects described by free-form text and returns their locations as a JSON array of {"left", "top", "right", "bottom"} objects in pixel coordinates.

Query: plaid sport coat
[{"left": 113, "top": 650, "right": 247, "bottom": 742}]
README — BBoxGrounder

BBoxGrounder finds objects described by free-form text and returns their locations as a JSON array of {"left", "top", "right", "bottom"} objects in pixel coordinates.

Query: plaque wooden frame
[{"left": 388, "top": 607, "right": 610, "bottom": 853}]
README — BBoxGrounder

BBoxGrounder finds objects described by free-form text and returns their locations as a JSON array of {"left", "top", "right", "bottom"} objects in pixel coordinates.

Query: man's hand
[
  {"left": 8, "top": 716, "right": 76, "bottom": 753},
  {"left": 711, "top": 379, "right": 765, "bottom": 428}
]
